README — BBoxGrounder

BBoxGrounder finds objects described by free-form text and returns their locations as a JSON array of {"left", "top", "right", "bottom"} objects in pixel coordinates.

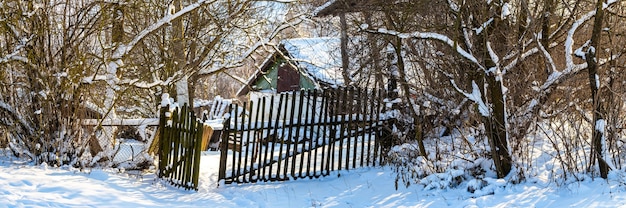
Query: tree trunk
[
  {"left": 541, "top": 0, "right": 555, "bottom": 79},
  {"left": 486, "top": 72, "right": 512, "bottom": 178},
  {"left": 364, "top": 13, "right": 386, "bottom": 91},
  {"left": 587, "top": 0, "right": 609, "bottom": 179},
  {"left": 172, "top": 0, "right": 190, "bottom": 106},
  {"left": 478, "top": 4, "right": 512, "bottom": 178},
  {"left": 339, "top": 13, "right": 351, "bottom": 86}
]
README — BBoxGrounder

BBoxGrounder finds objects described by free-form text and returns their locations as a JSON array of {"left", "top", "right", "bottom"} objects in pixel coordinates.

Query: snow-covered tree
[
  {"left": 313, "top": 0, "right": 624, "bottom": 179},
  {"left": 0, "top": 0, "right": 302, "bottom": 167}
]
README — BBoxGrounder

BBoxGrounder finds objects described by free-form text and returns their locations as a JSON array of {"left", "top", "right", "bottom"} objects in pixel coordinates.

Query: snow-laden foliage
[
  {"left": 387, "top": 127, "right": 498, "bottom": 192},
  {"left": 309, "top": 0, "right": 626, "bottom": 184},
  {"left": 0, "top": 0, "right": 301, "bottom": 168}
]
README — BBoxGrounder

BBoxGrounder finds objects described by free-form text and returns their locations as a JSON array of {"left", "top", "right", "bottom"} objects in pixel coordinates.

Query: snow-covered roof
[
  {"left": 236, "top": 37, "right": 345, "bottom": 97},
  {"left": 280, "top": 38, "right": 344, "bottom": 86}
]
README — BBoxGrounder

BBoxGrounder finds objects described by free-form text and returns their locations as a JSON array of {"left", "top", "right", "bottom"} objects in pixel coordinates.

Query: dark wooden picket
[
  {"left": 218, "top": 87, "right": 388, "bottom": 184},
  {"left": 158, "top": 104, "right": 203, "bottom": 190}
]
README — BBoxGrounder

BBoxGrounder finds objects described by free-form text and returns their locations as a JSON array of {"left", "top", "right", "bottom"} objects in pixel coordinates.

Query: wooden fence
[
  {"left": 218, "top": 87, "right": 390, "bottom": 184},
  {"left": 157, "top": 104, "right": 204, "bottom": 190}
]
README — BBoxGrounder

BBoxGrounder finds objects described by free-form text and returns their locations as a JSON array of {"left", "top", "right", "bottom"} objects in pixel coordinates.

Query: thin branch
[
  {"left": 112, "top": 0, "right": 218, "bottom": 60},
  {"left": 365, "top": 27, "right": 483, "bottom": 70}
]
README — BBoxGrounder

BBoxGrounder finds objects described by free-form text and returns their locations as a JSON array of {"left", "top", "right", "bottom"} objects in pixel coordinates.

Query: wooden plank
[
  {"left": 192, "top": 120, "right": 203, "bottom": 190},
  {"left": 177, "top": 106, "right": 186, "bottom": 187},
  {"left": 200, "top": 125, "right": 213, "bottom": 151},
  {"left": 338, "top": 87, "right": 347, "bottom": 171},
  {"left": 277, "top": 93, "right": 289, "bottom": 180},
  {"left": 328, "top": 89, "right": 338, "bottom": 173},
  {"left": 309, "top": 90, "right": 318, "bottom": 178},
  {"left": 173, "top": 106, "right": 185, "bottom": 186},
  {"left": 157, "top": 106, "right": 167, "bottom": 178},
  {"left": 372, "top": 90, "right": 380, "bottom": 166},
  {"left": 179, "top": 106, "right": 188, "bottom": 187},
  {"left": 298, "top": 90, "right": 311, "bottom": 178},
  {"left": 367, "top": 89, "right": 375, "bottom": 166},
  {"left": 191, "top": 114, "right": 200, "bottom": 190},
  {"left": 352, "top": 88, "right": 359, "bottom": 169},
  {"left": 357, "top": 89, "right": 368, "bottom": 167},
  {"left": 284, "top": 92, "right": 297, "bottom": 179},
  {"left": 165, "top": 108, "right": 174, "bottom": 178},
  {"left": 184, "top": 106, "right": 195, "bottom": 189},
  {"left": 260, "top": 96, "right": 269, "bottom": 181},
  {"left": 231, "top": 104, "right": 239, "bottom": 182},
  {"left": 251, "top": 98, "right": 262, "bottom": 182},
  {"left": 236, "top": 102, "right": 246, "bottom": 183},
  {"left": 162, "top": 108, "right": 172, "bottom": 179},
  {"left": 218, "top": 104, "right": 231, "bottom": 183},
  {"left": 183, "top": 108, "right": 192, "bottom": 189},
  {"left": 321, "top": 89, "right": 330, "bottom": 176},
  {"left": 242, "top": 102, "right": 252, "bottom": 183},
  {"left": 345, "top": 87, "right": 353, "bottom": 170},
  {"left": 182, "top": 105, "right": 191, "bottom": 186},
  {"left": 268, "top": 95, "right": 281, "bottom": 181},
  {"left": 291, "top": 91, "right": 305, "bottom": 178}
]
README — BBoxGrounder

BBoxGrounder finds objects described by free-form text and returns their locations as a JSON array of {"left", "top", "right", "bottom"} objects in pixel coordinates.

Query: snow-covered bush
[{"left": 387, "top": 129, "right": 500, "bottom": 192}]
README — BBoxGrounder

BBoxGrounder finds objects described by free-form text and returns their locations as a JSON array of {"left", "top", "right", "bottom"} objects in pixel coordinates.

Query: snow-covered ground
[{"left": 1, "top": 150, "right": 626, "bottom": 208}]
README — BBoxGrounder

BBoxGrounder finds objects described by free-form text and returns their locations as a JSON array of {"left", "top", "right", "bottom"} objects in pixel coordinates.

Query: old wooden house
[
  {"left": 235, "top": 37, "right": 347, "bottom": 120},
  {"left": 237, "top": 38, "right": 345, "bottom": 98}
]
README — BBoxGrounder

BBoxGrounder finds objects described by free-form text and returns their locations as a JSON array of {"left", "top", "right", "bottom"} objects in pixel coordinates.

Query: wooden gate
[
  {"left": 218, "top": 87, "right": 390, "bottom": 184},
  {"left": 157, "top": 104, "right": 204, "bottom": 190}
]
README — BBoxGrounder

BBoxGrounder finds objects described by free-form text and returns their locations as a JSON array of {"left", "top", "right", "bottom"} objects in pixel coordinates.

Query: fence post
[
  {"left": 218, "top": 104, "right": 232, "bottom": 184},
  {"left": 242, "top": 102, "right": 252, "bottom": 183},
  {"left": 277, "top": 94, "right": 289, "bottom": 180},
  {"left": 157, "top": 105, "right": 168, "bottom": 178},
  {"left": 192, "top": 119, "right": 203, "bottom": 190}
]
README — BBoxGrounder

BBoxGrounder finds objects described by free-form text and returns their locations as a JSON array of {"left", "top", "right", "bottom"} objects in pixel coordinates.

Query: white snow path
[{"left": 0, "top": 151, "right": 625, "bottom": 207}]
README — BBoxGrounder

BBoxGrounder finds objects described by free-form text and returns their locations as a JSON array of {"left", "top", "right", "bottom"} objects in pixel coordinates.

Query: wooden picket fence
[
  {"left": 157, "top": 104, "right": 204, "bottom": 190},
  {"left": 218, "top": 87, "right": 391, "bottom": 184}
]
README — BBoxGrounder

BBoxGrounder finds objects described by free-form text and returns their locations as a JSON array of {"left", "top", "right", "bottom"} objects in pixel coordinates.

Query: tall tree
[
  {"left": 0, "top": 0, "right": 302, "bottom": 166},
  {"left": 314, "top": 0, "right": 622, "bottom": 178},
  {"left": 586, "top": 0, "right": 610, "bottom": 179}
]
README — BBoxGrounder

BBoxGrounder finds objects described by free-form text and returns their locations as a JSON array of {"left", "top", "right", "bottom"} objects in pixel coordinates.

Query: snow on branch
[
  {"left": 312, "top": 0, "right": 337, "bottom": 16},
  {"left": 502, "top": 47, "right": 539, "bottom": 74},
  {"left": 536, "top": 35, "right": 557, "bottom": 74},
  {"left": 475, "top": 18, "right": 494, "bottom": 35},
  {"left": 0, "top": 47, "right": 28, "bottom": 64},
  {"left": 604, "top": 0, "right": 618, "bottom": 9},
  {"left": 540, "top": 0, "right": 618, "bottom": 93},
  {"left": 564, "top": 11, "right": 595, "bottom": 71},
  {"left": 197, "top": 12, "right": 304, "bottom": 75},
  {"left": 507, "top": 1, "right": 618, "bottom": 78},
  {"left": 0, "top": 100, "right": 34, "bottom": 135},
  {"left": 367, "top": 27, "right": 483, "bottom": 69},
  {"left": 84, "top": 0, "right": 228, "bottom": 87},
  {"left": 450, "top": 80, "right": 490, "bottom": 117},
  {"left": 0, "top": 37, "right": 33, "bottom": 65},
  {"left": 486, "top": 41, "right": 499, "bottom": 65},
  {"left": 447, "top": 0, "right": 459, "bottom": 12},
  {"left": 197, "top": 63, "right": 245, "bottom": 77},
  {"left": 112, "top": 0, "right": 217, "bottom": 60},
  {"left": 521, "top": 53, "right": 620, "bottom": 120}
]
